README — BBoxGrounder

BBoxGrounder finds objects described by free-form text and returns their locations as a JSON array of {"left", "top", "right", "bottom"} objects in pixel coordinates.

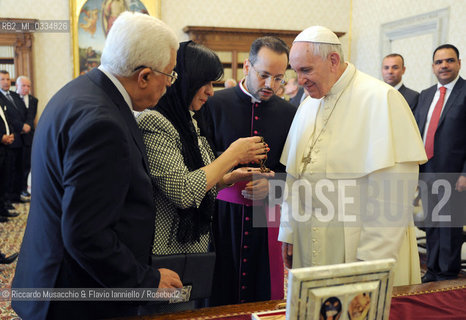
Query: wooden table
[{"left": 116, "top": 278, "right": 466, "bottom": 320}]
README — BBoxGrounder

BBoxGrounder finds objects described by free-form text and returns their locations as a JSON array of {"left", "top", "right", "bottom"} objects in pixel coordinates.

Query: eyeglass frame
[
  {"left": 133, "top": 65, "right": 178, "bottom": 85},
  {"left": 249, "top": 62, "right": 286, "bottom": 85}
]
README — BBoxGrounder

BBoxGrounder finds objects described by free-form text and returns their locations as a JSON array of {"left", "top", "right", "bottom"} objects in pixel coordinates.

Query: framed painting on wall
[{"left": 70, "top": 0, "right": 161, "bottom": 78}]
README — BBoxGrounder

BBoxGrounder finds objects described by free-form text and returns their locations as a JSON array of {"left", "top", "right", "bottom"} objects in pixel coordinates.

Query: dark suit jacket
[
  {"left": 0, "top": 90, "right": 27, "bottom": 148},
  {"left": 414, "top": 77, "right": 466, "bottom": 175},
  {"left": 21, "top": 94, "right": 38, "bottom": 146},
  {"left": 289, "top": 87, "right": 305, "bottom": 108},
  {"left": 398, "top": 84, "right": 419, "bottom": 112},
  {"left": 0, "top": 106, "right": 12, "bottom": 191},
  {"left": 0, "top": 105, "right": 12, "bottom": 147},
  {"left": 12, "top": 69, "right": 159, "bottom": 320}
]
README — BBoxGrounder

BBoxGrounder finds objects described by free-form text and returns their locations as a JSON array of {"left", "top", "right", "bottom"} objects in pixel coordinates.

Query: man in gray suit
[{"left": 382, "top": 53, "right": 419, "bottom": 111}]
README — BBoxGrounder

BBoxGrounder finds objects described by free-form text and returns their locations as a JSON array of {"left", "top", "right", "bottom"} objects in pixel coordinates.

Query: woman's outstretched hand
[
  {"left": 228, "top": 136, "right": 269, "bottom": 165},
  {"left": 228, "top": 167, "right": 275, "bottom": 184}
]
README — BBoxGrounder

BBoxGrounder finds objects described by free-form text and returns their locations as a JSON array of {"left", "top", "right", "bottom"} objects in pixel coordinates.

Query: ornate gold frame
[{"left": 70, "top": 0, "right": 161, "bottom": 78}]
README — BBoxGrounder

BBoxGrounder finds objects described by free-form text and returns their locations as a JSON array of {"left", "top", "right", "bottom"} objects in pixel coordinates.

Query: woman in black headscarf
[{"left": 137, "top": 41, "right": 270, "bottom": 283}]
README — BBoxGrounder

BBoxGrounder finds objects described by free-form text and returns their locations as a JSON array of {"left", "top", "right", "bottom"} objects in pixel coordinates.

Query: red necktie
[{"left": 425, "top": 86, "right": 446, "bottom": 159}]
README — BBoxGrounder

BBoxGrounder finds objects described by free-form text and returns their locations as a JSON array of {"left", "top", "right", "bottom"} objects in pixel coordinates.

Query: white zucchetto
[{"left": 294, "top": 26, "right": 341, "bottom": 45}]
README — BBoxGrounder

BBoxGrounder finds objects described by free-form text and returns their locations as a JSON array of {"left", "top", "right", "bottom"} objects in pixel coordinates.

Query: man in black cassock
[{"left": 203, "top": 36, "right": 296, "bottom": 306}]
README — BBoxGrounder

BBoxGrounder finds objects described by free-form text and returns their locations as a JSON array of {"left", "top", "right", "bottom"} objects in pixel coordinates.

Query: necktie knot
[
  {"left": 5, "top": 92, "right": 13, "bottom": 102},
  {"left": 439, "top": 86, "right": 446, "bottom": 95}
]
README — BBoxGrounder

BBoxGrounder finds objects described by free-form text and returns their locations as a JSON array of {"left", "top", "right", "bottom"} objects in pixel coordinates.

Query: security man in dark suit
[
  {"left": 12, "top": 12, "right": 182, "bottom": 320},
  {"left": 414, "top": 44, "right": 466, "bottom": 283},
  {"left": 15, "top": 75, "right": 38, "bottom": 198},
  {"left": 0, "top": 101, "right": 15, "bottom": 221},
  {"left": 0, "top": 70, "right": 28, "bottom": 205},
  {"left": 382, "top": 53, "right": 419, "bottom": 111},
  {"left": 0, "top": 91, "right": 19, "bottom": 261}
]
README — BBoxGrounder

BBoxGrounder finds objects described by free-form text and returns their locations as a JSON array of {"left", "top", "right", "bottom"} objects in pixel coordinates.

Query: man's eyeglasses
[
  {"left": 250, "top": 63, "right": 286, "bottom": 85},
  {"left": 133, "top": 65, "right": 178, "bottom": 85}
]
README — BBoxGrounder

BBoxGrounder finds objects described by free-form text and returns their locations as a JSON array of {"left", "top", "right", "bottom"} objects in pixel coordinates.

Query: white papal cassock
[{"left": 278, "top": 62, "right": 428, "bottom": 285}]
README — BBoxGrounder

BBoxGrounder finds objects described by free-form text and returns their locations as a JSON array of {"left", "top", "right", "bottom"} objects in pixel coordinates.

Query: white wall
[
  {"left": 1, "top": 0, "right": 72, "bottom": 114},
  {"left": 352, "top": 0, "right": 466, "bottom": 91},
  {"left": 2, "top": 0, "right": 465, "bottom": 115}
]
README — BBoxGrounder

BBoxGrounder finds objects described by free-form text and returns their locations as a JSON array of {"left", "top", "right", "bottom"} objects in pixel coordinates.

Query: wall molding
[{"left": 380, "top": 8, "right": 449, "bottom": 83}]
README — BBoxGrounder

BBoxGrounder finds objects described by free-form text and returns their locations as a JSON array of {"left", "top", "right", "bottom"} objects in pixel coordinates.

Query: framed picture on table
[
  {"left": 70, "top": 0, "right": 161, "bottom": 78},
  {"left": 285, "top": 259, "right": 396, "bottom": 320}
]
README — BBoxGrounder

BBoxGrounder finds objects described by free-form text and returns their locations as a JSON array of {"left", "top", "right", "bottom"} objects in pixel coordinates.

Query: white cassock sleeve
[
  {"left": 356, "top": 162, "right": 419, "bottom": 261},
  {"left": 278, "top": 173, "right": 298, "bottom": 244}
]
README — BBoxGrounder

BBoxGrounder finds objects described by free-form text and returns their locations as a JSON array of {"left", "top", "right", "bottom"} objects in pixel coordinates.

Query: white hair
[
  {"left": 16, "top": 75, "right": 30, "bottom": 84},
  {"left": 101, "top": 12, "right": 179, "bottom": 77},
  {"left": 309, "top": 42, "right": 345, "bottom": 63}
]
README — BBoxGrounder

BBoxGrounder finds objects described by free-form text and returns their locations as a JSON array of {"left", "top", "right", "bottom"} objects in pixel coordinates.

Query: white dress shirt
[
  {"left": 98, "top": 65, "right": 134, "bottom": 111},
  {"left": 0, "top": 105, "right": 10, "bottom": 135},
  {"left": 20, "top": 94, "right": 29, "bottom": 109},
  {"left": 422, "top": 75, "right": 459, "bottom": 142}
]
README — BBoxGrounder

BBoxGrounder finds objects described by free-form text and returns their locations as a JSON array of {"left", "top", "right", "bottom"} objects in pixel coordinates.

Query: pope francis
[{"left": 278, "top": 26, "right": 428, "bottom": 285}]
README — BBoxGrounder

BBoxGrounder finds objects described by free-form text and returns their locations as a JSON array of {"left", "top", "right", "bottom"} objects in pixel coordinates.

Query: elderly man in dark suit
[
  {"left": 15, "top": 75, "right": 37, "bottom": 199},
  {"left": 12, "top": 12, "right": 182, "bottom": 320},
  {"left": 382, "top": 53, "right": 419, "bottom": 111},
  {"left": 414, "top": 44, "right": 466, "bottom": 283},
  {"left": 0, "top": 70, "right": 28, "bottom": 207}
]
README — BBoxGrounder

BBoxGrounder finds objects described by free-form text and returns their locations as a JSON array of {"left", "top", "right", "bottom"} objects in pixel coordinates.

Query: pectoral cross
[
  {"left": 302, "top": 155, "right": 311, "bottom": 165},
  {"left": 301, "top": 155, "right": 312, "bottom": 173}
]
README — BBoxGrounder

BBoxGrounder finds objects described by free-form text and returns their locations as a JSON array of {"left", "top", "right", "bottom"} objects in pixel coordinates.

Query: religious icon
[
  {"left": 74, "top": 0, "right": 150, "bottom": 76},
  {"left": 319, "top": 296, "right": 342, "bottom": 320},
  {"left": 102, "top": 0, "right": 128, "bottom": 36},
  {"left": 348, "top": 292, "right": 371, "bottom": 320},
  {"left": 80, "top": 8, "right": 99, "bottom": 37}
]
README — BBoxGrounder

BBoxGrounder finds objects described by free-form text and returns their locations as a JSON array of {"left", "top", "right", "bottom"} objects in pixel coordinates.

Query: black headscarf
[{"left": 156, "top": 41, "right": 223, "bottom": 245}]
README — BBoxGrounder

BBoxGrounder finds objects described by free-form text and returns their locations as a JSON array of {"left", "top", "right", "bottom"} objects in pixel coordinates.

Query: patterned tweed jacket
[{"left": 137, "top": 110, "right": 217, "bottom": 255}]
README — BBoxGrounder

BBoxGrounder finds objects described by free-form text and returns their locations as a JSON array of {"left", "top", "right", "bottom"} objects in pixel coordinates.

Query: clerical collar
[
  {"left": 437, "top": 74, "right": 459, "bottom": 91},
  {"left": 98, "top": 65, "right": 134, "bottom": 111},
  {"left": 326, "top": 62, "right": 354, "bottom": 98},
  {"left": 239, "top": 79, "right": 261, "bottom": 104}
]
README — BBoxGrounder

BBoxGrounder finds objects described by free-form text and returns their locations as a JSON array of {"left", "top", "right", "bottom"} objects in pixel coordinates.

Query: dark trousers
[
  {"left": 425, "top": 226, "right": 463, "bottom": 279},
  {"left": 6, "top": 147, "right": 23, "bottom": 202},
  {"left": 0, "top": 147, "right": 8, "bottom": 213},
  {"left": 420, "top": 163, "right": 464, "bottom": 280}
]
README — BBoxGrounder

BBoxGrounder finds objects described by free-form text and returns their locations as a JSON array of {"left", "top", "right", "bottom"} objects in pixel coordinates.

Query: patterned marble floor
[{"left": 0, "top": 202, "right": 28, "bottom": 319}]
